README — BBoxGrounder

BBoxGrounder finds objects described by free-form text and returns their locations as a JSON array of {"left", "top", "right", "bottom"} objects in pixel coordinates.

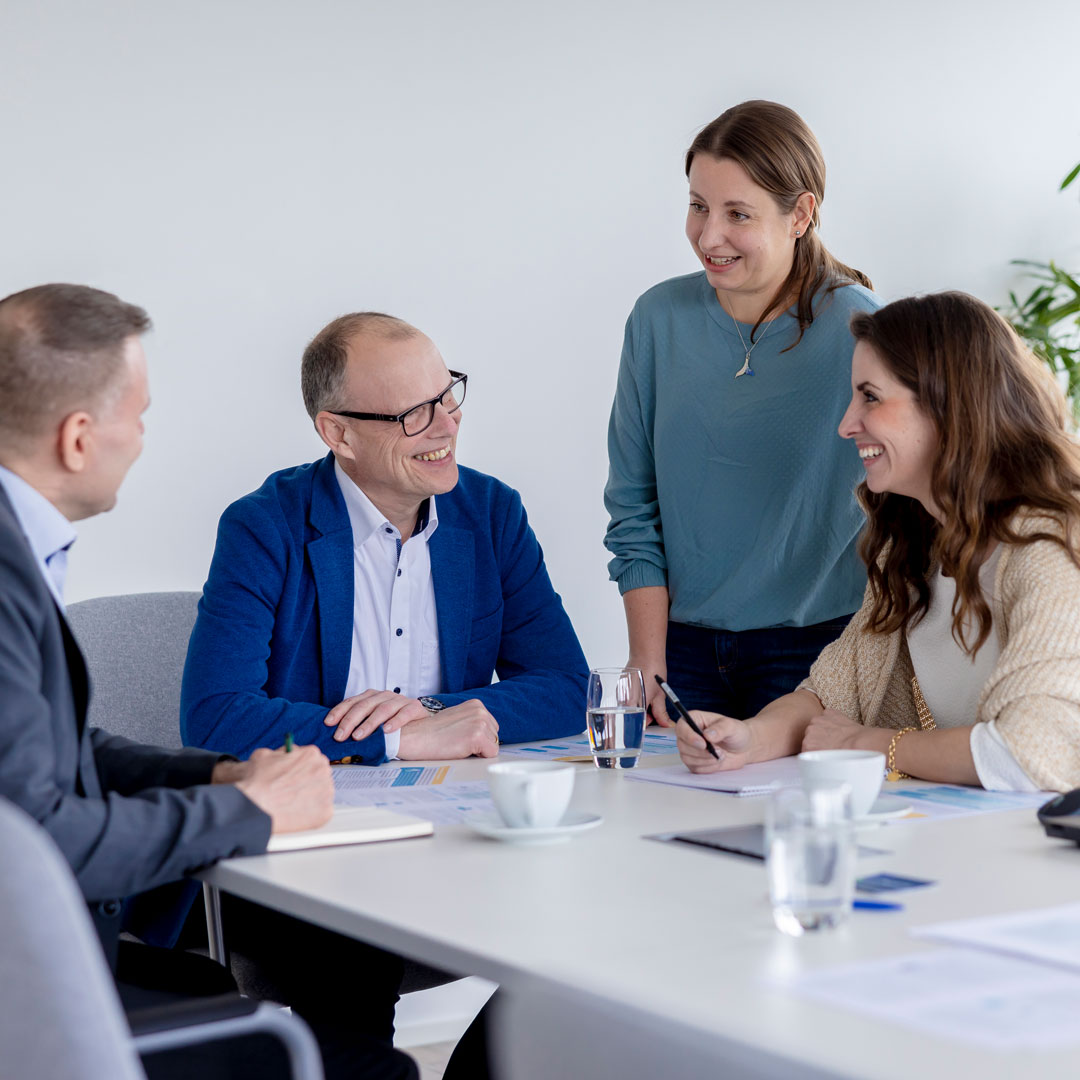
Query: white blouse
[{"left": 905, "top": 546, "right": 1038, "bottom": 791}]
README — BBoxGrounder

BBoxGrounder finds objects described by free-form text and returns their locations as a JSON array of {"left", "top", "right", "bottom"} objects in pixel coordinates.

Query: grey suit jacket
[{"left": 0, "top": 485, "right": 270, "bottom": 966}]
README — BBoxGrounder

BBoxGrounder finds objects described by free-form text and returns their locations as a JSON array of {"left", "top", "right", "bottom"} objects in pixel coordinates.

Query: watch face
[{"left": 420, "top": 697, "right": 445, "bottom": 712}]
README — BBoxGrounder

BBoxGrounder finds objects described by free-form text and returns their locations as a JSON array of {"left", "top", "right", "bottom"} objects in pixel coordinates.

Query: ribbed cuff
[{"left": 615, "top": 561, "right": 668, "bottom": 595}]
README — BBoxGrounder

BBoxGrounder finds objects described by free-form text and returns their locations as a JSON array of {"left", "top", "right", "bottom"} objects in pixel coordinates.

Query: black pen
[{"left": 655, "top": 676, "right": 721, "bottom": 760}]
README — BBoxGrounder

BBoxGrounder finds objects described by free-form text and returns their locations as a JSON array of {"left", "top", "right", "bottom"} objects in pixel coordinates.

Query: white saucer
[
  {"left": 857, "top": 795, "right": 913, "bottom": 824},
  {"left": 467, "top": 811, "right": 603, "bottom": 845}
]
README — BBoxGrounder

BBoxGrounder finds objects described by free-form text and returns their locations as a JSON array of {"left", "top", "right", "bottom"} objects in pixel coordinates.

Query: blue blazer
[{"left": 181, "top": 454, "right": 589, "bottom": 761}]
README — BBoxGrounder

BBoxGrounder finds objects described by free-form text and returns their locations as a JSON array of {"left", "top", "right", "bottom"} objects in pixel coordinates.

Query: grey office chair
[
  {"left": 0, "top": 796, "right": 324, "bottom": 1080},
  {"left": 66, "top": 590, "right": 200, "bottom": 747},
  {"left": 66, "top": 589, "right": 453, "bottom": 998}
]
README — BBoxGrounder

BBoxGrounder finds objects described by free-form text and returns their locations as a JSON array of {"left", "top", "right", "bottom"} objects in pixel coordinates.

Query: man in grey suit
[{"left": 0, "top": 284, "right": 419, "bottom": 1080}]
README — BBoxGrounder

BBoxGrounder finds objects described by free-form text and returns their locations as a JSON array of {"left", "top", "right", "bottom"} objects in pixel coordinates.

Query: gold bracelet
[{"left": 886, "top": 727, "right": 918, "bottom": 782}]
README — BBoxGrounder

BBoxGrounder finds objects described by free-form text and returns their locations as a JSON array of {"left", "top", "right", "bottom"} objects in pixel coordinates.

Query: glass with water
[
  {"left": 766, "top": 783, "right": 856, "bottom": 935},
  {"left": 585, "top": 667, "right": 646, "bottom": 769}
]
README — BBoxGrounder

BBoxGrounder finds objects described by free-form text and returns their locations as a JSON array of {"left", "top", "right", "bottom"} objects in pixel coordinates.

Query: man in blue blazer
[{"left": 181, "top": 311, "right": 588, "bottom": 765}]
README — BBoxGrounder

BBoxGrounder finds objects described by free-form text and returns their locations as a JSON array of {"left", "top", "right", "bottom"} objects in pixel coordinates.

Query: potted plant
[{"left": 1000, "top": 162, "right": 1080, "bottom": 418}]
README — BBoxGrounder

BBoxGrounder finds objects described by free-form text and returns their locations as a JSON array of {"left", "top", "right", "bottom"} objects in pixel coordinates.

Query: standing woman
[{"left": 604, "top": 100, "right": 880, "bottom": 724}]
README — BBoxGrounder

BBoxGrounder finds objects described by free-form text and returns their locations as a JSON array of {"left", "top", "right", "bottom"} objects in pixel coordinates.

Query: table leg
[{"left": 203, "top": 882, "right": 229, "bottom": 967}]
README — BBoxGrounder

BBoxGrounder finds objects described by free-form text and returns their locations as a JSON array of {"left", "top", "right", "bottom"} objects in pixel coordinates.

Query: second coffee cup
[{"left": 487, "top": 762, "right": 575, "bottom": 828}]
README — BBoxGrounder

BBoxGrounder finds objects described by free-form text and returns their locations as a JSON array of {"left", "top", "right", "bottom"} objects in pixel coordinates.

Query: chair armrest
[
  {"left": 131, "top": 999, "right": 324, "bottom": 1080},
  {"left": 127, "top": 993, "right": 256, "bottom": 1037}
]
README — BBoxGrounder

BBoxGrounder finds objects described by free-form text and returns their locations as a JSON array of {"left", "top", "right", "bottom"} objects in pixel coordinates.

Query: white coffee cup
[
  {"left": 797, "top": 750, "right": 885, "bottom": 819},
  {"left": 487, "top": 762, "right": 575, "bottom": 828}
]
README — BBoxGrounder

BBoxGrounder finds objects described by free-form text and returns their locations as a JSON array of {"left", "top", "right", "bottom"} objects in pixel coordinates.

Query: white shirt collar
[{"left": 333, "top": 458, "right": 438, "bottom": 546}]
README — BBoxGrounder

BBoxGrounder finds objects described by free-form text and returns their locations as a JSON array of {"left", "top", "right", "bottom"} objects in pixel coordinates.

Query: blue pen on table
[
  {"left": 655, "top": 676, "right": 721, "bottom": 761},
  {"left": 284, "top": 732, "right": 294, "bottom": 754},
  {"left": 853, "top": 900, "right": 904, "bottom": 911}
]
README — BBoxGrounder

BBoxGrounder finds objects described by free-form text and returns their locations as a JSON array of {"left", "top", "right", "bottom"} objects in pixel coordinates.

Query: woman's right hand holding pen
[{"left": 676, "top": 711, "right": 754, "bottom": 773}]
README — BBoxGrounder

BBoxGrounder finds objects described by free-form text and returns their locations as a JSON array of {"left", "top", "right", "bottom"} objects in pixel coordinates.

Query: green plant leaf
[{"left": 1061, "top": 162, "right": 1080, "bottom": 191}]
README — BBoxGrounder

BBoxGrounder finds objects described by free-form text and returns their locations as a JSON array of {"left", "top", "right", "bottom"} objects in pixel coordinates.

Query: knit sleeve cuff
[{"left": 615, "top": 561, "right": 668, "bottom": 595}]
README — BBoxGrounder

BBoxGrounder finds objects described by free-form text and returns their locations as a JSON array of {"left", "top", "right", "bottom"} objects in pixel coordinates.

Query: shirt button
[
  {"left": 393, "top": 687, "right": 401, "bottom": 694},
  {"left": 396, "top": 628, "right": 403, "bottom": 637},
  {"left": 397, "top": 569, "right": 402, "bottom": 577},
  {"left": 384, "top": 527, "right": 393, "bottom": 534}
]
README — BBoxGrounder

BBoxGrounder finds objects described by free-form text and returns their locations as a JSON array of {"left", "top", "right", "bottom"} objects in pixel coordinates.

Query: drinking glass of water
[
  {"left": 586, "top": 667, "right": 646, "bottom": 770},
  {"left": 766, "top": 783, "right": 855, "bottom": 936}
]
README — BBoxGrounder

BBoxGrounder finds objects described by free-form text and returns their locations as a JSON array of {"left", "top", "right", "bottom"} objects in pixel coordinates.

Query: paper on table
[
  {"left": 265, "top": 806, "right": 432, "bottom": 852},
  {"left": 886, "top": 784, "right": 1049, "bottom": 820},
  {"left": 625, "top": 756, "right": 802, "bottom": 795},
  {"left": 499, "top": 731, "right": 680, "bottom": 761},
  {"left": 332, "top": 764, "right": 454, "bottom": 790},
  {"left": 331, "top": 779, "right": 496, "bottom": 825},
  {"left": 785, "top": 947, "right": 1080, "bottom": 1050},
  {"left": 913, "top": 902, "right": 1080, "bottom": 973}
]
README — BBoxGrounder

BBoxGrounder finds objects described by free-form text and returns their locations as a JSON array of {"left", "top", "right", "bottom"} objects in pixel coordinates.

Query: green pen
[{"left": 284, "top": 732, "right": 294, "bottom": 754}]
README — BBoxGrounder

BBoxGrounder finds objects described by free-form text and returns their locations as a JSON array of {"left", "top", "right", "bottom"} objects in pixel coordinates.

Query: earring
[{"left": 795, "top": 230, "right": 801, "bottom": 237}]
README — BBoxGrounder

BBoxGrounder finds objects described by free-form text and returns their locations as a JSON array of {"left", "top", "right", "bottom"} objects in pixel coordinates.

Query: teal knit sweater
[{"left": 604, "top": 271, "right": 881, "bottom": 631}]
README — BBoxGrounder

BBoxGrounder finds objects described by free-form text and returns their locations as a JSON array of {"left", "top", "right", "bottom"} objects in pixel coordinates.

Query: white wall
[{"left": 2, "top": 0, "right": 1078, "bottom": 667}]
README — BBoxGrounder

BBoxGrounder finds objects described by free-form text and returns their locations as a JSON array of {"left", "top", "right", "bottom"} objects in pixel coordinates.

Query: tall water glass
[
  {"left": 585, "top": 667, "right": 646, "bottom": 770},
  {"left": 766, "top": 783, "right": 856, "bottom": 936}
]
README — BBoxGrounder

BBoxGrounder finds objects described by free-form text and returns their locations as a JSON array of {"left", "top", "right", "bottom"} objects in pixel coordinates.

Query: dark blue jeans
[{"left": 663, "top": 616, "right": 853, "bottom": 722}]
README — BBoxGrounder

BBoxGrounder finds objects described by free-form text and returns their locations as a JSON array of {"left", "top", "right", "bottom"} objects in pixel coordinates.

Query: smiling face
[
  {"left": 685, "top": 155, "right": 809, "bottom": 319},
  {"left": 319, "top": 330, "right": 461, "bottom": 530},
  {"left": 839, "top": 341, "right": 940, "bottom": 516}
]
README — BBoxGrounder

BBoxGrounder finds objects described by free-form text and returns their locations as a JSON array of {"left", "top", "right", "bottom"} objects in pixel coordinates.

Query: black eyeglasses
[{"left": 331, "top": 371, "right": 467, "bottom": 437}]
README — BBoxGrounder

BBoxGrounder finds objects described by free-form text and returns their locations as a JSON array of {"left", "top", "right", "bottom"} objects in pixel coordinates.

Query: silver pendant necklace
[{"left": 730, "top": 310, "right": 774, "bottom": 379}]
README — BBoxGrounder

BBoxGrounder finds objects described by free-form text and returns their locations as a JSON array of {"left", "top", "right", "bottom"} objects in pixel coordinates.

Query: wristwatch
[{"left": 419, "top": 696, "right": 446, "bottom": 714}]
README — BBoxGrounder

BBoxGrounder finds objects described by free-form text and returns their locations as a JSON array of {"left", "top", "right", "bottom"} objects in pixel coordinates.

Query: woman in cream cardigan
[{"left": 677, "top": 291, "right": 1080, "bottom": 793}]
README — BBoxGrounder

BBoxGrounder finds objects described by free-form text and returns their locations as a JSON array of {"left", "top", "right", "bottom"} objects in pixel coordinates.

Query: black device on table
[{"left": 1037, "top": 788, "right": 1080, "bottom": 843}]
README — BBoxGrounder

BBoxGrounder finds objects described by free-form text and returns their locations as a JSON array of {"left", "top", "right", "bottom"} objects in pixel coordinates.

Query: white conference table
[{"left": 202, "top": 749, "right": 1079, "bottom": 1079}]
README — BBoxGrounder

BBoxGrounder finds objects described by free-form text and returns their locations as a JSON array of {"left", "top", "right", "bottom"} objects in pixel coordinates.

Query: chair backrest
[
  {"left": 0, "top": 797, "right": 146, "bottom": 1080},
  {"left": 66, "top": 591, "right": 201, "bottom": 748}
]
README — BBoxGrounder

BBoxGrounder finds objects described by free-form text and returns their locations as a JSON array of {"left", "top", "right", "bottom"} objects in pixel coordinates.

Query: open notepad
[
  {"left": 265, "top": 805, "right": 434, "bottom": 853},
  {"left": 625, "top": 756, "right": 801, "bottom": 796}
]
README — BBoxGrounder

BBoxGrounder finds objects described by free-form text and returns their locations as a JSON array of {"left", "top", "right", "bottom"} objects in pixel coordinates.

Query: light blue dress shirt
[{"left": 0, "top": 464, "right": 76, "bottom": 607}]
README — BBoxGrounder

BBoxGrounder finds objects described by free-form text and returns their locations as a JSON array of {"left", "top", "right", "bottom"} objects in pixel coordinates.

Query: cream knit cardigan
[{"left": 801, "top": 515, "right": 1080, "bottom": 792}]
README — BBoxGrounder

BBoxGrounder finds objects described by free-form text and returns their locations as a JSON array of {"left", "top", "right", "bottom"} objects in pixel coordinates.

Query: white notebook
[
  {"left": 265, "top": 805, "right": 434, "bottom": 853},
  {"left": 625, "top": 756, "right": 802, "bottom": 796}
]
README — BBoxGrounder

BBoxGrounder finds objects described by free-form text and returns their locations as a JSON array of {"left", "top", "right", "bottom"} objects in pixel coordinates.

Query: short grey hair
[
  {"left": 0, "top": 284, "right": 150, "bottom": 454},
  {"left": 300, "top": 312, "right": 419, "bottom": 421}
]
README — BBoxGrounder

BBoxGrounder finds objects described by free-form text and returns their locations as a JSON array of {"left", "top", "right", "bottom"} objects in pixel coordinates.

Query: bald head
[
  {"left": 0, "top": 284, "right": 150, "bottom": 458},
  {"left": 300, "top": 311, "right": 422, "bottom": 422}
]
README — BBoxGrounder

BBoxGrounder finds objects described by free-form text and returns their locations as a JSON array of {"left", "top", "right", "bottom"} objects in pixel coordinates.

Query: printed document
[
  {"left": 332, "top": 778, "right": 496, "bottom": 825},
  {"left": 786, "top": 948, "right": 1080, "bottom": 1050},
  {"left": 913, "top": 902, "right": 1080, "bottom": 973}
]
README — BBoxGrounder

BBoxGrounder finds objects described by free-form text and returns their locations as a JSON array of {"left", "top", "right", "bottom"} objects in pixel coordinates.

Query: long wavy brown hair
[
  {"left": 685, "top": 100, "right": 872, "bottom": 347},
  {"left": 850, "top": 291, "right": 1080, "bottom": 655}
]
